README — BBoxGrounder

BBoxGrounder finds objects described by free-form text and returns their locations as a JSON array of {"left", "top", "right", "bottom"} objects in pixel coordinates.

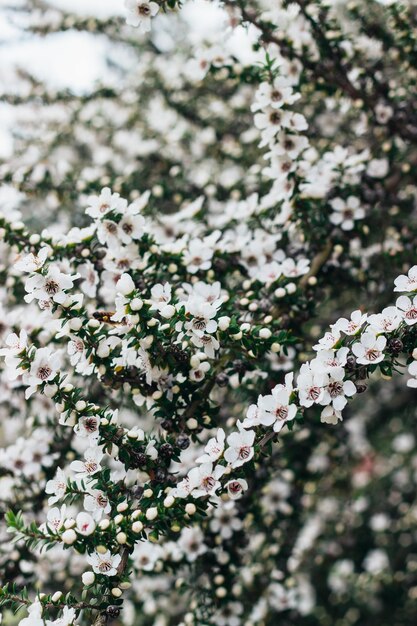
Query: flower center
[
  {"left": 365, "top": 348, "right": 380, "bottom": 361},
  {"left": 37, "top": 365, "right": 52, "bottom": 380},
  {"left": 45, "top": 279, "right": 60, "bottom": 295},
  {"left": 238, "top": 446, "right": 251, "bottom": 460},
  {"left": 275, "top": 405, "right": 289, "bottom": 420}
]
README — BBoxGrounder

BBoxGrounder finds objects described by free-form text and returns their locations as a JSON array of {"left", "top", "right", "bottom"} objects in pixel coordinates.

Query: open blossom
[
  {"left": 87, "top": 550, "right": 121, "bottom": 576},
  {"left": 184, "top": 301, "right": 218, "bottom": 337},
  {"left": 225, "top": 479, "right": 248, "bottom": 500},
  {"left": 124, "top": 0, "right": 159, "bottom": 31},
  {"left": 196, "top": 428, "right": 225, "bottom": 463},
  {"left": 14, "top": 247, "right": 49, "bottom": 273},
  {"left": 24, "top": 347, "right": 61, "bottom": 399},
  {"left": 329, "top": 196, "right": 365, "bottom": 230},
  {"left": 70, "top": 447, "right": 103, "bottom": 480},
  {"left": 43, "top": 505, "right": 67, "bottom": 533},
  {"left": 45, "top": 467, "right": 67, "bottom": 505},
  {"left": 351, "top": 332, "right": 386, "bottom": 365},
  {"left": 297, "top": 363, "right": 327, "bottom": 407},
  {"left": 394, "top": 265, "right": 417, "bottom": 292},
  {"left": 24, "top": 266, "right": 78, "bottom": 305},
  {"left": 86, "top": 187, "right": 127, "bottom": 219},
  {"left": 84, "top": 490, "right": 111, "bottom": 521},
  {"left": 256, "top": 375, "right": 297, "bottom": 433},
  {"left": 186, "top": 463, "right": 227, "bottom": 498},
  {"left": 74, "top": 415, "right": 101, "bottom": 442},
  {"left": 224, "top": 426, "right": 255, "bottom": 468},
  {"left": 320, "top": 370, "right": 357, "bottom": 411},
  {"left": 0, "top": 330, "right": 28, "bottom": 378},
  {"left": 334, "top": 310, "right": 367, "bottom": 335},
  {"left": 320, "top": 405, "right": 343, "bottom": 425},
  {"left": 367, "top": 306, "right": 402, "bottom": 333},
  {"left": 396, "top": 295, "right": 417, "bottom": 325}
]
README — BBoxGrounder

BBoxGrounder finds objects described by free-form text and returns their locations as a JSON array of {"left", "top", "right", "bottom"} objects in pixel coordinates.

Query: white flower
[
  {"left": 24, "top": 266, "right": 77, "bottom": 305},
  {"left": 86, "top": 550, "right": 121, "bottom": 576},
  {"left": 14, "top": 247, "right": 49, "bottom": 273},
  {"left": 118, "top": 212, "right": 146, "bottom": 244},
  {"left": 44, "top": 505, "right": 67, "bottom": 533},
  {"left": 320, "top": 369, "right": 356, "bottom": 411},
  {"left": 351, "top": 332, "right": 386, "bottom": 365},
  {"left": 74, "top": 415, "right": 101, "bottom": 442},
  {"left": 45, "top": 467, "right": 67, "bottom": 505},
  {"left": 313, "top": 329, "right": 341, "bottom": 351},
  {"left": 133, "top": 541, "right": 163, "bottom": 571},
  {"left": 256, "top": 375, "right": 297, "bottom": 432},
  {"left": 149, "top": 283, "right": 172, "bottom": 310},
  {"left": 367, "top": 306, "right": 402, "bottom": 333},
  {"left": 124, "top": 0, "right": 159, "bottom": 31},
  {"left": 407, "top": 360, "right": 417, "bottom": 388},
  {"left": 334, "top": 309, "right": 367, "bottom": 335},
  {"left": 396, "top": 295, "right": 417, "bottom": 325},
  {"left": 185, "top": 301, "right": 218, "bottom": 337},
  {"left": 84, "top": 490, "right": 111, "bottom": 521},
  {"left": 0, "top": 329, "right": 28, "bottom": 378},
  {"left": 320, "top": 405, "right": 343, "bottom": 425},
  {"left": 297, "top": 363, "right": 327, "bottom": 407},
  {"left": 329, "top": 196, "right": 365, "bottom": 230},
  {"left": 18, "top": 601, "right": 44, "bottom": 626},
  {"left": 394, "top": 265, "right": 417, "bottom": 292},
  {"left": 46, "top": 606, "right": 76, "bottom": 626},
  {"left": 86, "top": 187, "right": 127, "bottom": 219},
  {"left": 187, "top": 462, "right": 226, "bottom": 498},
  {"left": 196, "top": 428, "right": 225, "bottom": 463},
  {"left": 76, "top": 512, "right": 96, "bottom": 536},
  {"left": 178, "top": 527, "right": 207, "bottom": 562},
  {"left": 116, "top": 273, "right": 136, "bottom": 295},
  {"left": 224, "top": 425, "right": 255, "bottom": 468},
  {"left": 225, "top": 479, "right": 248, "bottom": 500},
  {"left": 78, "top": 261, "right": 99, "bottom": 298},
  {"left": 182, "top": 238, "right": 214, "bottom": 273},
  {"left": 312, "top": 347, "right": 349, "bottom": 373},
  {"left": 190, "top": 332, "right": 220, "bottom": 358},
  {"left": 70, "top": 447, "right": 103, "bottom": 480},
  {"left": 24, "top": 348, "right": 61, "bottom": 399},
  {"left": 252, "top": 78, "right": 300, "bottom": 112}
]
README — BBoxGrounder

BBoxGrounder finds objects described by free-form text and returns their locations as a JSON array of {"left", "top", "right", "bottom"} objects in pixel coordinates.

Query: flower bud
[
  {"left": 117, "top": 273, "right": 136, "bottom": 295},
  {"left": 82, "top": 571, "right": 95, "bottom": 586}
]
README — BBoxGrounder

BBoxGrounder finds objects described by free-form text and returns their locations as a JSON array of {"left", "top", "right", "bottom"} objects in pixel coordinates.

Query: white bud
[
  {"left": 69, "top": 317, "right": 82, "bottom": 331},
  {"left": 116, "top": 273, "right": 135, "bottom": 295},
  {"left": 274, "top": 287, "right": 286, "bottom": 299},
  {"left": 116, "top": 532, "right": 127, "bottom": 544},
  {"left": 163, "top": 495, "right": 175, "bottom": 508},
  {"left": 146, "top": 507, "right": 158, "bottom": 521},
  {"left": 160, "top": 304, "right": 176, "bottom": 319},
  {"left": 111, "top": 588, "right": 123, "bottom": 598},
  {"left": 132, "top": 521, "right": 144, "bottom": 533},
  {"left": 44, "top": 384, "right": 58, "bottom": 398},
  {"left": 130, "top": 297, "right": 143, "bottom": 311},
  {"left": 61, "top": 529, "right": 77, "bottom": 545},
  {"left": 51, "top": 591, "right": 62, "bottom": 602},
  {"left": 82, "top": 571, "right": 95, "bottom": 586},
  {"left": 185, "top": 503, "right": 196, "bottom": 515},
  {"left": 259, "top": 328, "right": 272, "bottom": 339},
  {"left": 218, "top": 316, "right": 231, "bottom": 331},
  {"left": 117, "top": 501, "right": 128, "bottom": 513},
  {"left": 75, "top": 400, "right": 87, "bottom": 411}
]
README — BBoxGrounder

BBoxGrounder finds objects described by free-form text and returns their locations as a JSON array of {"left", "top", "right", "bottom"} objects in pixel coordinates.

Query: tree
[{"left": 0, "top": 1, "right": 417, "bottom": 625}]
